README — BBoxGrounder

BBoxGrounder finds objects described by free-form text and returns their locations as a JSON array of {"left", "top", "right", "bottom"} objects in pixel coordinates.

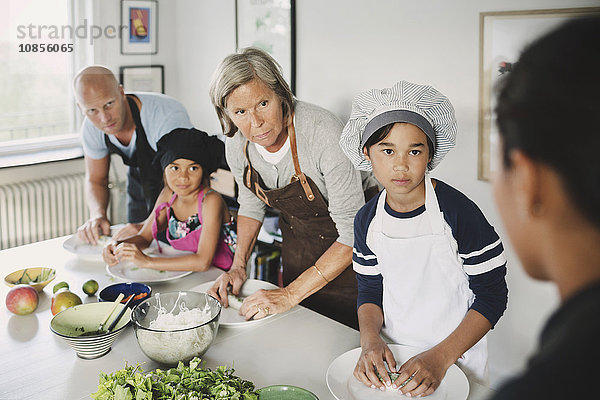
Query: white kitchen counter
[{"left": 0, "top": 237, "right": 495, "bottom": 400}]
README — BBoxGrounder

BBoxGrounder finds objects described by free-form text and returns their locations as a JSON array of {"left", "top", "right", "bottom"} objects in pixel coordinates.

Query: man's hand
[{"left": 77, "top": 217, "right": 111, "bottom": 245}]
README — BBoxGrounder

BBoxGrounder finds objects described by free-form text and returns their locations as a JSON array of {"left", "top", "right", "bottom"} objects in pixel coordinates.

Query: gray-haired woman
[{"left": 207, "top": 47, "right": 377, "bottom": 329}]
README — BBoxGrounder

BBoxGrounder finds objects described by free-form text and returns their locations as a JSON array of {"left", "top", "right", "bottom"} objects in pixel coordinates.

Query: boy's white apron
[{"left": 369, "top": 175, "right": 488, "bottom": 383}]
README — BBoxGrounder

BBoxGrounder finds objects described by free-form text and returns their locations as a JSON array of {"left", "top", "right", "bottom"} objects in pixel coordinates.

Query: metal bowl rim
[{"left": 131, "top": 290, "right": 221, "bottom": 333}]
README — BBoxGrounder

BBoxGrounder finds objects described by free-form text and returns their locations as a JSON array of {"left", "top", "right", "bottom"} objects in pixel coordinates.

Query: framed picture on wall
[
  {"left": 477, "top": 7, "right": 600, "bottom": 181},
  {"left": 235, "top": 0, "right": 296, "bottom": 93},
  {"left": 119, "top": 65, "right": 164, "bottom": 93},
  {"left": 121, "top": 0, "right": 158, "bottom": 55}
]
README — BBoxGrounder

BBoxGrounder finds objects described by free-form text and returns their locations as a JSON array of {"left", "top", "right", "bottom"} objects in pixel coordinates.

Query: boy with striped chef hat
[{"left": 340, "top": 81, "right": 508, "bottom": 396}]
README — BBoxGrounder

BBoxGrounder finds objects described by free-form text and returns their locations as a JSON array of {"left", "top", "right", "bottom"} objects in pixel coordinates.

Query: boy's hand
[
  {"left": 353, "top": 337, "right": 398, "bottom": 391},
  {"left": 396, "top": 347, "right": 452, "bottom": 397}
]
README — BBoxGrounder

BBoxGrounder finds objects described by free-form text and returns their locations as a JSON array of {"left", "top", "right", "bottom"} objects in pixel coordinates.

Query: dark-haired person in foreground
[{"left": 490, "top": 16, "right": 600, "bottom": 399}]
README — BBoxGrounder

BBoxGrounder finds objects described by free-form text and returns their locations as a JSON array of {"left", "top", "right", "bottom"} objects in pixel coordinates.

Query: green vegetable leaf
[{"left": 92, "top": 358, "right": 258, "bottom": 400}]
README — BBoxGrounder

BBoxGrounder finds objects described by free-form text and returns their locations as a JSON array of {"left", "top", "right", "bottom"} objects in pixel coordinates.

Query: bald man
[{"left": 74, "top": 66, "right": 192, "bottom": 244}]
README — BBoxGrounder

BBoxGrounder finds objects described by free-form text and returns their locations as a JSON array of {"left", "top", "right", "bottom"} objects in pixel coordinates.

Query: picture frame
[
  {"left": 119, "top": 65, "right": 164, "bottom": 93},
  {"left": 120, "top": 0, "right": 158, "bottom": 55},
  {"left": 477, "top": 7, "right": 600, "bottom": 181},
  {"left": 236, "top": 0, "right": 296, "bottom": 93}
]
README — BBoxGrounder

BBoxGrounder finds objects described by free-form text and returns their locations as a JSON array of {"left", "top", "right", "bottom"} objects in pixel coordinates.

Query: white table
[{"left": 0, "top": 237, "right": 495, "bottom": 400}]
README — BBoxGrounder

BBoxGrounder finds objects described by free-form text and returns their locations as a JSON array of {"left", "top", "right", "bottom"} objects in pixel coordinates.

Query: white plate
[
  {"left": 190, "top": 279, "right": 279, "bottom": 328},
  {"left": 62, "top": 225, "right": 125, "bottom": 261},
  {"left": 106, "top": 241, "right": 194, "bottom": 283},
  {"left": 326, "top": 345, "right": 469, "bottom": 400}
]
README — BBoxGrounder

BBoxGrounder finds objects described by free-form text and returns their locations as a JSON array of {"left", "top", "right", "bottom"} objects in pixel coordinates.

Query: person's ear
[
  {"left": 362, "top": 146, "right": 371, "bottom": 162},
  {"left": 509, "top": 150, "right": 544, "bottom": 218}
]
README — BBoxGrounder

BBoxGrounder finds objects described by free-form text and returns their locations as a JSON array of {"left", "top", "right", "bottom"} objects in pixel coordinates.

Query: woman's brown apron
[{"left": 242, "top": 121, "right": 359, "bottom": 329}]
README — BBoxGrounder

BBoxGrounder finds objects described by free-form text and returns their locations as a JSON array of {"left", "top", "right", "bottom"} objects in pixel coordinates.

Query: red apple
[{"left": 6, "top": 285, "right": 39, "bottom": 315}]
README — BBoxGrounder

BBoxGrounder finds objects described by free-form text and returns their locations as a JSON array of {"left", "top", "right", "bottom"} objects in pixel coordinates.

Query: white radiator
[{"left": 0, "top": 173, "right": 87, "bottom": 249}]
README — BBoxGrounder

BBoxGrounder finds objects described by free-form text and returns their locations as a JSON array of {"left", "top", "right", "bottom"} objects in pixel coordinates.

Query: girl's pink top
[{"left": 151, "top": 188, "right": 233, "bottom": 271}]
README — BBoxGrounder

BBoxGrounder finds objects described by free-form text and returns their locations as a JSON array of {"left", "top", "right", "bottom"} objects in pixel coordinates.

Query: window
[{"left": 1, "top": 0, "right": 84, "bottom": 165}]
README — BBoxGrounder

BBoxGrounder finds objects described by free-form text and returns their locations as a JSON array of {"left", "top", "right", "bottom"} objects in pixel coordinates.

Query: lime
[
  {"left": 82, "top": 279, "right": 99, "bottom": 296},
  {"left": 53, "top": 281, "right": 69, "bottom": 294}
]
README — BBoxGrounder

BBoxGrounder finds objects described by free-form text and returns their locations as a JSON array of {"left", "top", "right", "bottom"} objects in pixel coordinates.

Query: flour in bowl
[{"left": 136, "top": 302, "right": 216, "bottom": 365}]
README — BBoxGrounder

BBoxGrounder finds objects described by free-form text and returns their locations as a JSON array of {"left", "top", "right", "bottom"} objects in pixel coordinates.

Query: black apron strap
[
  {"left": 127, "top": 96, "right": 163, "bottom": 212},
  {"left": 103, "top": 95, "right": 163, "bottom": 216}
]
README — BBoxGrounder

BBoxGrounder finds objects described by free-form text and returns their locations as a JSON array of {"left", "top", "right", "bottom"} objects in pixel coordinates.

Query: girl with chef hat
[
  {"left": 102, "top": 128, "right": 235, "bottom": 271},
  {"left": 339, "top": 81, "right": 508, "bottom": 396}
]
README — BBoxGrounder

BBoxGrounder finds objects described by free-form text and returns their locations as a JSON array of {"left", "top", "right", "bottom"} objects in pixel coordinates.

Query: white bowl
[{"left": 50, "top": 302, "right": 131, "bottom": 359}]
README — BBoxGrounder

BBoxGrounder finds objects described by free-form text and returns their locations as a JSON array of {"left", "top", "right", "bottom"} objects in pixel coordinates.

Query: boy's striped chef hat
[{"left": 340, "top": 80, "right": 457, "bottom": 171}]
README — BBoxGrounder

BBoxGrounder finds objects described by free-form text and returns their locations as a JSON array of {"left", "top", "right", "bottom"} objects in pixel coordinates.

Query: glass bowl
[{"left": 131, "top": 291, "right": 221, "bottom": 366}]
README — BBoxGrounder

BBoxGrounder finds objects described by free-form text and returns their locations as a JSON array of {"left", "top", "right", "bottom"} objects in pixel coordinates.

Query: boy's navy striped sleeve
[
  {"left": 353, "top": 193, "right": 383, "bottom": 309},
  {"left": 357, "top": 273, "right": 383, "bottom": 309},
  {"left": 468, "top": 265, "right": 508, "bottom": 328},
  {"left": 436, "top": 181, "right": 507, "bottom": 275},
  {"left": 352, "top": 193, "right": 380, "bottom": 275}
]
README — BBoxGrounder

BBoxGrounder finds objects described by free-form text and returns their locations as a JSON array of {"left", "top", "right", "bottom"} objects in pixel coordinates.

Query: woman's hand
[
  {"left": 114, "top": 242, "right": 151, "bottom": 268},
  {"left": 207, "top": 266, "right": 247, "bottom": 307},
  {"left": 238, "top": 287, "right": 296, "bottom": 320},
  {"left": 395, "top": 347, "right": 452, "bottom": 397},
  {"left": 354, "top": 336, "right": 398, "bottom": 392},
  {"left": 102, "top": 242, "right": 119, "bottom": 266}
]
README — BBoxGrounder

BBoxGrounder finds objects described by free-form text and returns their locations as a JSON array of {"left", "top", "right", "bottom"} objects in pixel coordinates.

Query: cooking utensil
[
  {"left": 98, "top": 293, "right": 124, "bottom": 332},
  {"left": 106, "top": 295, "right": 134, "bottom": 332}
]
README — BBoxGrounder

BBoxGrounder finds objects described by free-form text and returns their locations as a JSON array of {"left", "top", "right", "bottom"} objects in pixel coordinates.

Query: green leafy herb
[
  {"left": 15, "top": 268, "right": 54, "bottom": 284},
  {"left": 91, "top": 357, "right": 259, "bottom": 400},
  {"left": 375, "top": 369, "right": 400, "bottom": 383}
]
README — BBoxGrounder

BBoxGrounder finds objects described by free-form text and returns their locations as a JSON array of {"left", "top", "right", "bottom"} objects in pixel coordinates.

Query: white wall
[
  {"left": 170, "top": 0, "right": 236, "bottom": 133},
  {"left": 90, "top": 0, "right": 234, "bottom": 134},
  {"left": 91, "top": 0, "right": 178, "bottom": 94}
]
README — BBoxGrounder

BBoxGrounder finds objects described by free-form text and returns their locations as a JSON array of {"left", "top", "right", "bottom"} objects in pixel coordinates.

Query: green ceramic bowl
[
  {"left": 50, "top": 302, "right": 131, "bottom": 359},
  {"left": 258, "top": 385, "right": 319, "bottom": 400}
]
